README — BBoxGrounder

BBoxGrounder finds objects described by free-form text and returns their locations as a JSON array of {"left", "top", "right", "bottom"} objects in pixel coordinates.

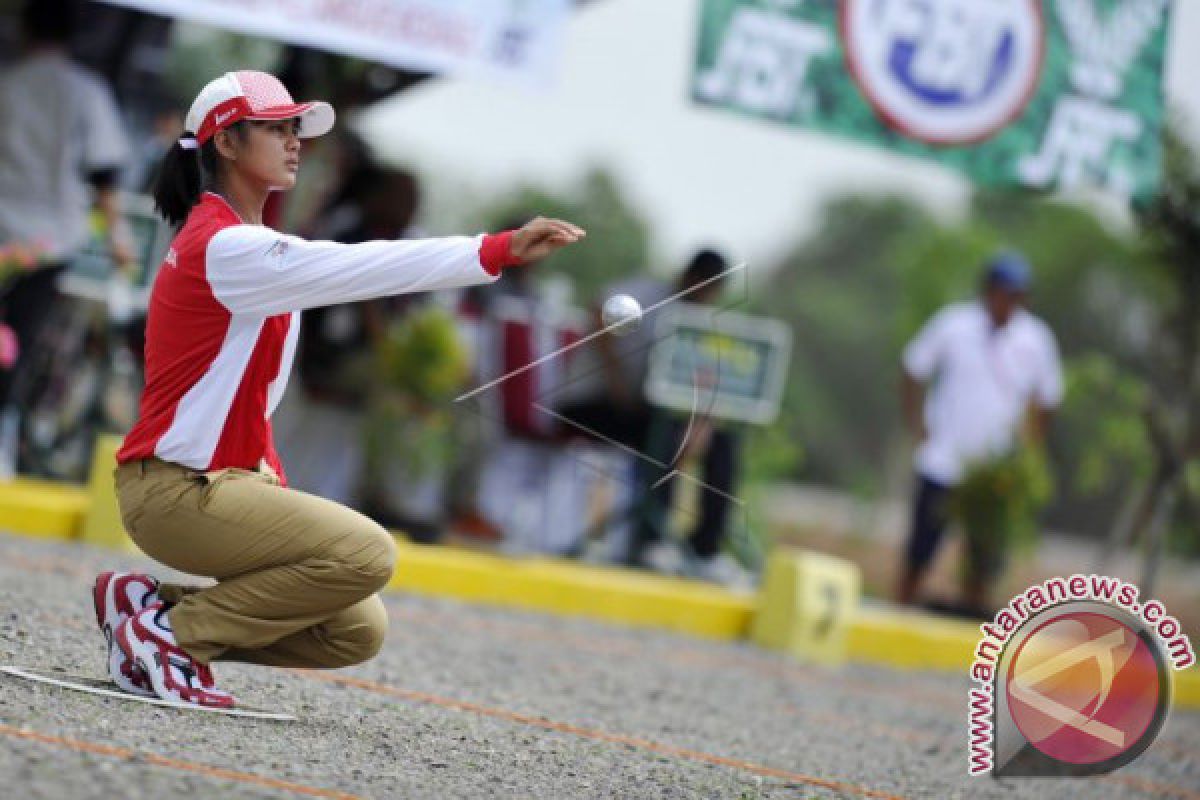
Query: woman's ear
[{"left": 213, "top": 129, "right": 238, "bottom": 162}]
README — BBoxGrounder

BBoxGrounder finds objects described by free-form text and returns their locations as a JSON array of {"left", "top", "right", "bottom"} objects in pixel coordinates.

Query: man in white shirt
[
  {"left": 0, "top": 0, "right": 131, "bottom": 457},
  {"left": 896, "top": 252, "right": 1063, "bottom": 614}
]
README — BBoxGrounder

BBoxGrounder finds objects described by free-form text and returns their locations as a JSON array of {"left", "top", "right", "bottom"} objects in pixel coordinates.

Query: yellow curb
[
  {"left": 1176, "top": 669, "right": 1200, "bottom": 709},
  {"left": 389, "top": 541, "right": 755, "bottom": 640},
  {"left": 847, "top": 606, "right": 979, "bottom": 671},
  {"left": 846, "top": 605, "right": 1200, "bottom": 710},
  {"left": 0, "top": 479, "right": 88, "bottom": 540},
  {"left": 1, "top": 477, "right": 1197, "bottom": 709}
]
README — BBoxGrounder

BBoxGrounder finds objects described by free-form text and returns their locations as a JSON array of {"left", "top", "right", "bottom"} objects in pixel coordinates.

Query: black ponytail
[
  {"left": 152, "top": 123, "right": 246, "bottom": 227},
  {"left": 152, "top": 137, "right": 209, "bottom": 227}
]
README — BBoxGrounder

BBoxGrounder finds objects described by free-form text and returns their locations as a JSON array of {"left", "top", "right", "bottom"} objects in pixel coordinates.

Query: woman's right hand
[{"left": 510, "top": 217, "right": 586, "bottom": 263}]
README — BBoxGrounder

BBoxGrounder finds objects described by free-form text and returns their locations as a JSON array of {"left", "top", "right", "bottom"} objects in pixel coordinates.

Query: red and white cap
[{"left": 181, "top": 70, "right": 335, "bottom": 148}]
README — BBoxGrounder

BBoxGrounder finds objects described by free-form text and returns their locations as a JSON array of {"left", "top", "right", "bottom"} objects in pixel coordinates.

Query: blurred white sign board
[
  {"left": 646, "top": 306, "right": 792, "bottom": 425},
  {"left": 98, "top": 0, "right": 572, "bottom": 87}
]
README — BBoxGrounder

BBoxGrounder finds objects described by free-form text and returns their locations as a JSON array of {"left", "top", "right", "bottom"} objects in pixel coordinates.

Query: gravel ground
[{"left": 0, "top": 533, "right": 1196, "bottom": 800}]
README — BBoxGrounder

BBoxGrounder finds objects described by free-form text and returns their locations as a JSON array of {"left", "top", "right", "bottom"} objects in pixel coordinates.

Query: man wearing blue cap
[{"left": 895, "top": 251, "right": 1063, "bottom": 615}]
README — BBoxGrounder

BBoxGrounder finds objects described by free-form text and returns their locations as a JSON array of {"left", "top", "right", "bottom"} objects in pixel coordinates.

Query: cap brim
[{"left": 247, "top": 101, "right": 335, "bottom": 139}]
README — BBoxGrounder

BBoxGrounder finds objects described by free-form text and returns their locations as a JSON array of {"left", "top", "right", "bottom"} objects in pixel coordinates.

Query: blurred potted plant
[
  {"left": 950, "top": 442, "right": 1054, "bottom": 564},
  {"left": 361, "top": 303, "right": 471, "bottom": 538}
]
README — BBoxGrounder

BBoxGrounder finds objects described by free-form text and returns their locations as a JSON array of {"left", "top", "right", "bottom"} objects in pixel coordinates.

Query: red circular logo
[{"left": 1006, "top": 612, "right": 1160, "bottom": 765}]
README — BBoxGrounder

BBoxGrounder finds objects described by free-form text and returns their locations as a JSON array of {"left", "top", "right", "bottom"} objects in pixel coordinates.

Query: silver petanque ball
[{"left": 602, "top": 293, "right": 643, "bottom": 336}]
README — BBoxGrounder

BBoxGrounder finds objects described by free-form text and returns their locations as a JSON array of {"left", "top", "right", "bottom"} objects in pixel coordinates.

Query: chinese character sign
[{"left": 693, "top": 0, "right": 1171, "bottom": 199}]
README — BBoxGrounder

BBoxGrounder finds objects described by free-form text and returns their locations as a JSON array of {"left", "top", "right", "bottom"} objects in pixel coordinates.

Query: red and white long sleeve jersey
[{"left": 117, "top": 192, "right": 501, "bottom": 481}]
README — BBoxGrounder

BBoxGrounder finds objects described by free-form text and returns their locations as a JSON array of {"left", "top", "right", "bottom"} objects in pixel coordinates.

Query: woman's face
[{"left": 218, "top": 118, "right": 302, "bottom": 190}]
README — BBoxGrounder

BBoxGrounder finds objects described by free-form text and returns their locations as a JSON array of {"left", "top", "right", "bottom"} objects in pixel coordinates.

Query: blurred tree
[
  {"left": 1057, "top": 354, "right": 1153, "bottom": 537},
  {"left": 477, "top": 168, "right": 652, "bottom": 305},
  {"left": 1103, "top": 123, "right": 1200, "bottom": 584},
  {"left": 753, "top": 195, "right": 935, "bottom": 491},
  {"left": 890, "top": 219, "right": 998, "bottom": 345},
  {"left": 754, "top": 188, "right": 1165, "bottom": 550},
  {"left": 970, "top": 190, "right": 1158, "bottom": 371}
]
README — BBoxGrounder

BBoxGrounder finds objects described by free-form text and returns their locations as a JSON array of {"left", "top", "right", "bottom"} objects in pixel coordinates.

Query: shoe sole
[{"left": 92, "top": 573, "right": 113, "bottom": 633}]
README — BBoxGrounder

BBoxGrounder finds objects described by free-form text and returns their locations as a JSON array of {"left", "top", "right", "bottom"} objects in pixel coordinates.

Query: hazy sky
[{"left": 357, "top": 0, "right": 1199, "bottom": 272}]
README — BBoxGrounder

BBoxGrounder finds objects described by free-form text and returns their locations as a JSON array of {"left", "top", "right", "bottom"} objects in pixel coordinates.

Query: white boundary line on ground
[{"left": 0, "top": 665, "right": 297, "bottom": 721}]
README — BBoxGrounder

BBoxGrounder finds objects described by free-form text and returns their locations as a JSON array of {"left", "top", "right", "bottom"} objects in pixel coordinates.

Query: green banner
[{"left": 693, "top": 0, "right": 1170, "bottom": 199}]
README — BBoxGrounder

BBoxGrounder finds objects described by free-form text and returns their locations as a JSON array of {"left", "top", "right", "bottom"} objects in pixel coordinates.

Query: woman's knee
[
  {"left": 342, "top": 524, "right": 397, "bottom": 592},
  {"left": 330, "top": 596, "right": 389, "bottom": 666}
]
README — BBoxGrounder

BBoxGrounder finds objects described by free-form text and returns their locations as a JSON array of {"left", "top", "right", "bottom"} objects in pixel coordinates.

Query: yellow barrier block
[
  {"left": 847, "top": 606, "right": 979, "bottom": 671},
  {"left": 389, "top": 542, "right": 755, "bottom": 640},
  {"left": 846, "top": 608, "right": 1200, "bottom": 711},
  {"left": 751, "top": 548, "right": 862, "bottom": 664},
  {"left": 1175, "top": 668, "right": 1200, "bottom": 709},
  {"left": 79, "top": 434, "right": 134, "bottom": 551},
  {"left": 0, "top": 478, "right": 89, "bottom": 539}
]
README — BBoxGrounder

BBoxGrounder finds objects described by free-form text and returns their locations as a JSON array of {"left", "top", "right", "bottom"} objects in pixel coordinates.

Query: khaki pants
[{"left": 114, "top": 458, "right": 396, "bottom": 667}]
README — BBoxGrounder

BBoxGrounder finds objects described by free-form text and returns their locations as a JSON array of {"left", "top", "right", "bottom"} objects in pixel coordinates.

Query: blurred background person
[
  {"left": 123, "top": 91, "right": 185, "bottom": 194},
  {"left": 559, "top": 249, "right": 750, "bottom": 584},
  {"left": 626, "top": 251, "right": 751, "bottom": 587},
  {"left": 895, "top": 251, "right": 1063, "bottom": 616},
  {"left": 474, "top": 220, "right": 587, "bottom": 554},
  {"left": 274, "top": 166, "right": 422, "bottom": 507},
  {"left": 0, "top": 0, "right": 131, "bottom": 477},
  {"left": 558, "top": 253, "right": 686, "bottom": 453}
]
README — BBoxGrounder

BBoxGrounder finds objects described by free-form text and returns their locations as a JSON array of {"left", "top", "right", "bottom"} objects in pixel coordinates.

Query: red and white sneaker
[
  {"left": 92, "top": 571, "right": 160, "bottom": 697},
  {"left": 114, "top": 604, "right": 235, "bottom": 708}
]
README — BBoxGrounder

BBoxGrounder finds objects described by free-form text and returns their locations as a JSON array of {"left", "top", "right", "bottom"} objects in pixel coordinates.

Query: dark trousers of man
[
  {"left": 0, "top": 264, "right": 65, "bottom": 409},
  {"left": 899, "top": 473, "right": 1004, "bottom": 615},
  {"left": 628, "top": 413, "right": 741, "bottom": 565},
  {"left": 555, "top": 397, "right": 652, "bottom": 451}
]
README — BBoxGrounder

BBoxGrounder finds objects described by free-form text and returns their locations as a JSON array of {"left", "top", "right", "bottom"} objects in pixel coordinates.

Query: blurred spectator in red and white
[
  {"left": 473, "top": 232, "right": 589, "bottom": 554},
  {"left": 273, "top": 166, "right": 422, "bottom": 505}
]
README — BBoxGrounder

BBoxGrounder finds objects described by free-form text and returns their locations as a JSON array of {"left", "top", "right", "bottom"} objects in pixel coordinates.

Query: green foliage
[
  {"left": 1136, "top": 123, "right": 1200, "bottom": 392},
  {"left": 742, "top": 416, "right": 803, "bottom": 484},
  {"left": 950, "top": 445, "right": 1054, "bottom": 556},
  {"left": 1059, "top": 354, "right": 1151, "bottom": 496},
  {"left": 890, "top": 219, "right": 999, "bottom": 347},
  {"left": 751, "top": 187, "right": 1165, "bottom": 545},
  {"left": 367, "top": 306, "right": 470, "bottom": 479},
  {"left": 363, "top": 394, "right": 456, "bottom": 481},
  {"left": 753, "top": 195, "right": 935, "bottom": 490},
  {"left": 375, "top": 306, "right": 470, "bottom": 404},
  {"left": 972, "top": 191, "right": 1157, "bottom": 368},
  {"left": 734, "top": 419, "right": 805, "bottom": 564},
  {"left": 476, "top": 169, "right": 652, "bottom": 305},
  {"left": 1133, "top": 122, "right": 1200, "bottom": 556}
]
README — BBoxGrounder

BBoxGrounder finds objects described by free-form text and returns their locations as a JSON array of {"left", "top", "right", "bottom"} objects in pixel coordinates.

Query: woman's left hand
[{"left": 510, "top": 217, "right": 586, "bottom": 263}]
